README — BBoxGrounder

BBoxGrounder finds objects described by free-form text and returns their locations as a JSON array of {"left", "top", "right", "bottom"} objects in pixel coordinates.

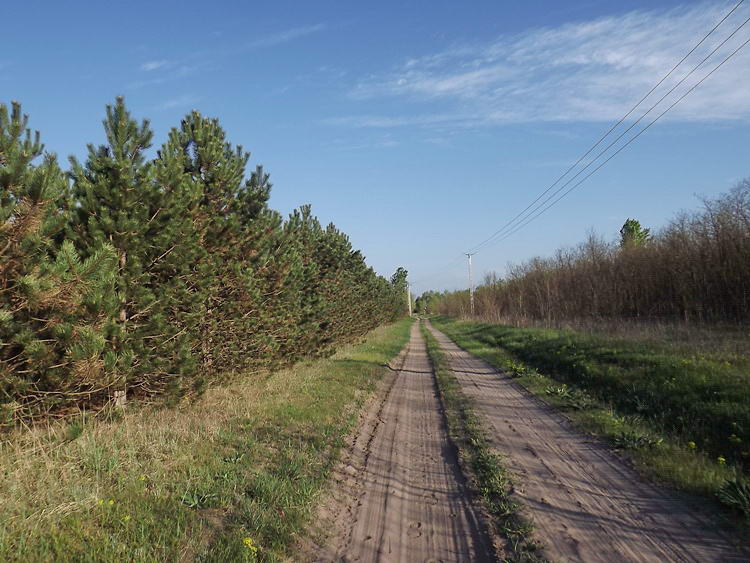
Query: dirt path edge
[{"left": 294, "top": 335, "right": 410, "bottom": 560}]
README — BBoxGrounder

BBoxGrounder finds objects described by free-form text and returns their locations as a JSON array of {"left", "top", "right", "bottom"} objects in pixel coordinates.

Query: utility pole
[
  {"left": 465, "top": 252, "right": 476, "bottom": 317},
  {"left": 407, "top": 282, "right": 412, "bottom": 316}
]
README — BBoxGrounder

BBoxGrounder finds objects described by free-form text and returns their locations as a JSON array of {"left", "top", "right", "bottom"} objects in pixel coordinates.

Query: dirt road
[
  {"left": 426, "top": 321, "right": 745, "bottom": 563},
  {"left": 313, "top": 322, "right": 495, "bottom": 562}
]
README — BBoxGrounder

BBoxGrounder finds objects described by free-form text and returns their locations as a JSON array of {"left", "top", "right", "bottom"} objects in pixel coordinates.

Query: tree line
[
  {"left": 0, "top": 98, "right": 408, "bottom": 426},
  {"left": 420, "top": 181, "right": 750, "bottom": 324}
]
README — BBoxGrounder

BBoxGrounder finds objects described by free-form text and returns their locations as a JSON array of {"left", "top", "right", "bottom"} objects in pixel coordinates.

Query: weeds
[
  {"left": 431, "top": 315, "right": 748, "bottom": 534},
  {"left": 544, "top": 384, "right": 571, "bottom": 399},
  {"left": 180, "top": 490, "right": 218, "bottom": 509},
  {"left": 611, "top": 431, "right": 663, "bottom": 450},
  {"left": 717, "top": 479, "right": 750, "bottom": 519},
  {"left": 63, "top": 422, "right": 84, "bottom": 442}
]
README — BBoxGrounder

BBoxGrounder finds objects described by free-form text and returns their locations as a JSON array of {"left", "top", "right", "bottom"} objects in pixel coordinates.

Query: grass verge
[
  {"left": 420, "top": 321, "right": 544, "bottom": 562},
  {"left": 0, "top": 318, "right": 414, "bottom": 562},
  {"left": 430, "top": 315, "right": 750, "bottom": 528}
]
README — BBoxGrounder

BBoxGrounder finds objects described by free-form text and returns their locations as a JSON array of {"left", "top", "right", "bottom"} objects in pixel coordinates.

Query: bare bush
[{"left": 437, "top": 181, "right": 750, "bottom": 326}]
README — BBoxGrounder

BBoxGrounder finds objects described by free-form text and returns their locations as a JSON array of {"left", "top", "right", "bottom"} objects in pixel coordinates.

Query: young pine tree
[
  {"left": 68, "top": 98, "right": 204, "bottom": 401},
  {"left": 0, "top": 102, "right": 116, "bottom": 423},
  {"left": 163, "top": 112, "right": 287, "bottom": 375}
]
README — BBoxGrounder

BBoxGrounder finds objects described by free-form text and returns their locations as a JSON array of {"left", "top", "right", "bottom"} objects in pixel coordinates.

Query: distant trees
[
  {"left": 414, "top": 290, "right": 441, "bottom": 315},
  {"left": 430, "top": 188, "right": 750, "bottom": 324},
  {"left": 1, "top": 99, "right": 408, "bottom": 425}
]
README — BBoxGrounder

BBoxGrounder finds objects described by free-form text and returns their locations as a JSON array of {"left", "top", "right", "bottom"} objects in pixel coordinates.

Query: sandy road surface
[
  {"left": 313, "top": 322, "right": 495, "bottom": 562},
  {"left": 427, "top": 321, "right": 746, "bottom": 563}
]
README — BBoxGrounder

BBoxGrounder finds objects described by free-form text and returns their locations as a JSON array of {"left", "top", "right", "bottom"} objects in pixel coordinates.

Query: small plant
[
  {"left": 544, "top": 384, "right": 571, "bottom": 399},
  {"left": 505, "top": 361, "right": 528, "bottom": 378},
  {"left": 567, "top": 390, "right": 595, "bottom": 411},
  {"left": 717, "top": 479, "right": 750, "bottom": 518},
  {"left": 180, "top": 490, "right": 217, "bottom": 509},
  {"left": 223, "top": 453, "right": 245, "bottom": 464},
  {"left": 243, "top": 536, "right": 259, "bottom": 554},
  {"left": 612, "top": 431, "right": 662, "bottom": 450},
  {"left": 64, "top": 422, "right": 84, "bottom": 442}
]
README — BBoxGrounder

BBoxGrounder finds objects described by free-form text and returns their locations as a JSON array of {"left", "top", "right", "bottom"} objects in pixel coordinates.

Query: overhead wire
[
  {"left": 466, "top": 0, "right": 746, "bottom": 254},
  {"left": 412, "top": 1, "right": 749, "bottom": 290},
  {"left": 481, "top": 33, "right": 750, "bottom": 249},
  {"left": 469, "top": 9, "right": 750, "bottom": 253}
]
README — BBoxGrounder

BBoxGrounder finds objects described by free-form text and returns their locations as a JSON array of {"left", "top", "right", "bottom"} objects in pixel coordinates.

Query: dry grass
[{"left": 0, "top": 318, "right": 413, "bottom": 562}]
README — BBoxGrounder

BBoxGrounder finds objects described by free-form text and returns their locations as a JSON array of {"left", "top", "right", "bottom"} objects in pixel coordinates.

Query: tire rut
[{"left": 311, "top": 322, "right": 495, "bottom": 562}]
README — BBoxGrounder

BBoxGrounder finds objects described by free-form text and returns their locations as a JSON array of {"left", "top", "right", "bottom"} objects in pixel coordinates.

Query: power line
[
  {"left": 413, "top": 2, "right": 749, "bottom": 293},
  {"left": 482, "top": 33, "right": 750, "bottom": 249},
  {"left": 470, "top": 11, "right": 750, "bottom": 253},
  {"left": 466, "top": 0, "right": 746, "bottom": 254}
]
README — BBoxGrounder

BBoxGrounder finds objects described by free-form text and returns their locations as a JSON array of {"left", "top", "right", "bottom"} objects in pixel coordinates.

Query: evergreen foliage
[
  {"left": 0, "top": 102, "right": 116, "bottom": 423},
  {"left": 619, "top": 218, "right": 651, "bottom": 248},
  {"left": 0, "top": 99, "right": 407, "bottom": 424}
]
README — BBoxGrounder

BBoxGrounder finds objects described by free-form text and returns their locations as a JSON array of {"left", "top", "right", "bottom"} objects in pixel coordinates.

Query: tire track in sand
[
  {"left": 426, "top": 320, "right": 746, "bottom": 563},
  {"left": 314, "top": 322, "right": 495, "bottom": 562}
]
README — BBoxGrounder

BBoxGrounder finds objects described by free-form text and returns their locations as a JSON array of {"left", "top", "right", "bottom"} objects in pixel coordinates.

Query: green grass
[
  {"left": 420, "top": 321, "right": 544, "bottom": 562},
  {"left": 430, "top": 315, "right": 750, "bottom": 524},
  {"left": 0, "top": 318, "right": 414, "bottom": 562}
]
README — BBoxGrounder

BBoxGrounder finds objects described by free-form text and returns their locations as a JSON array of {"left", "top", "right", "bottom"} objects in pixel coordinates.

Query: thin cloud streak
[
  {"left": 158, "top": 94, "right": 200, "bottom": 110},
  {"left": 129, "top": 24, "right": 325, "bottom": 90},
  {"left": 248, "top": 23, "right": 326, "bottom": 48},
  {"left": 128, "top": 64, "right": 200, "bottom": 90},
  {"left": 321, "top": 113, "right": 478, "bottom": 128},
  {"left": 140, "top": 60, "right": 169, "bottom": 71},
  {"left": 343, "top": 2, "right": 750, "bottom": 126}
]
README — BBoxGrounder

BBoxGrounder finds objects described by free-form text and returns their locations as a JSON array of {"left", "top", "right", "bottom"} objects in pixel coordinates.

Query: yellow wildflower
[
  {"left": 123, "top": 515, "right": 131, "bottom": 522},
  {"left": 242, "top": 537, "right": 258, "bottom": 553},
  {"left": 139, "top": 475, "right": 146, "bottom": 482},
  {"left": 717, "top": 456, "right": 726, "bottom": 465},
  {"left": 108, "top": 499, "right": 115, "bottom": 505},
  {"left": 97, "top": 499, "right": 104, "bottom": 506},
  {"left": 687, "top": 441, "right": 696, "bottom": 450}
]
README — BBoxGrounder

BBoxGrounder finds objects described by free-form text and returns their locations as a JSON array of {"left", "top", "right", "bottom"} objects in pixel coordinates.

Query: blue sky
[{"left": 4, "top": 0, "right": 750, "bottom": 294}]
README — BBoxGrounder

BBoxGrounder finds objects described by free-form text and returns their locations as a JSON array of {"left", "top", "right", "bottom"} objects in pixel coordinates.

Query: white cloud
[
  {"left": 158, "top": 94, "right": 200, "bottom": 110},
  {"left": 322, "top": 113, "right": 476, "bottom": 128},
  {"left": 140, "top": 60, "right": 169, "bottom": 71},
  {"left": 248, "top": 23, "right": 326, "bottom": 48},
  {"left": 345, "top": 2, "right": 750, "bottom": 126},
  {"left": 129, "top": 64, "right": 199, "bottom": 89}
]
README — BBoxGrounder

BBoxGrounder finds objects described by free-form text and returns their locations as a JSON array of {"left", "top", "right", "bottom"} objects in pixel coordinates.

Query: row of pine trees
[{"left": 0, "top": 98, "right": 408, "bottom": 426}]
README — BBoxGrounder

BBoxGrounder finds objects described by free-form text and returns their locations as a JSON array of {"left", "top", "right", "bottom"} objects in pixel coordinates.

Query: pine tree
[
  {"left": 282, "top": 205, "right": 326, "bottom": 358},
  {"left": 3, "top": 98, "right": 409, "bottom": 423},
  {"left": 68, "top": 98, "right": 204, "bottom": 401},
  {"left": 0, "top": 102, "right": 116, "bottom": 423},
  {"left": 233, "top": 166, "right": 304, "bottom": 367},
  {"left": 159, "top": 111, "right": 282, "bottom": 374},
  {"left": 620, "top": 218, "right": 651, "bottom": 248}
]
